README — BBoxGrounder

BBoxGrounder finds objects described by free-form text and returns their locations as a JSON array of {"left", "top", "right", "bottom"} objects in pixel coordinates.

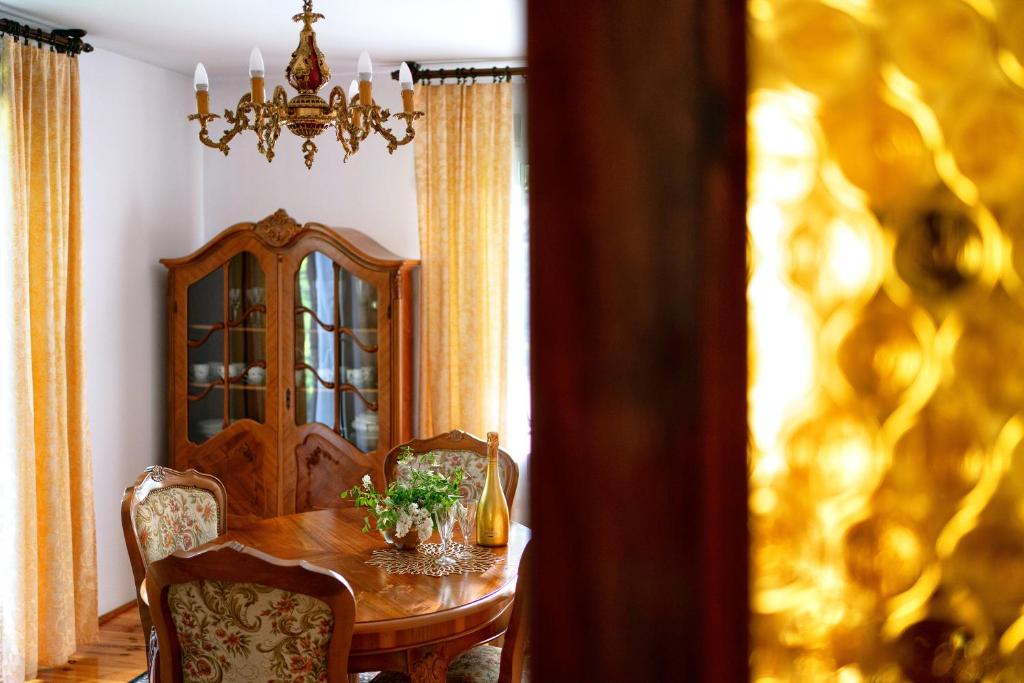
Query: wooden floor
[{"left": 30, "top": 609, "right": 147, "bottom": 682}]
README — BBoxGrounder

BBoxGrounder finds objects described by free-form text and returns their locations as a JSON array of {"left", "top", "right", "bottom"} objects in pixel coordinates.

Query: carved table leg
[{"left": 407, "top": 645, "right": 449, "bottom": 683}]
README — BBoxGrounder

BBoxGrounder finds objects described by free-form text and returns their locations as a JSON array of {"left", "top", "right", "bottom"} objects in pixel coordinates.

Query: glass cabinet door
[
  {"left": 187, "top": 252, "right": 268, "bottom": 443},
  {"left": 294, "top": 251, "right": 380, "bottom": 451}
]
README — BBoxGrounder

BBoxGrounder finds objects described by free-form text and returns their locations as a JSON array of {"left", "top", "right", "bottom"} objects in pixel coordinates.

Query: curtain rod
[
  {"left": 389, "top": 61, "right": 526, "bottom": 85},
  {"left": 0, "top": 18, "right": 93, "bottom": 56}
]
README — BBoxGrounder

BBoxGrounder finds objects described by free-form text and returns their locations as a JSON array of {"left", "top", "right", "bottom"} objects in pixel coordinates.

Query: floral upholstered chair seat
[
  {"left": 168, "top": 579, "right": 333, "bottom": 683},
  {"left": 394, "top": 450, "right": 512, "bottom": 502},
  {"left": 446, "top": 645, "right": 516, "bottom": 683},
  {"left": 134, "top": 486, "right": 221, "bottom": 564}
]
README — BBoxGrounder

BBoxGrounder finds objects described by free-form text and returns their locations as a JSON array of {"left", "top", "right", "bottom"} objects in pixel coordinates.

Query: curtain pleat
[
  {"left": 0, "top": 36, "right": 96, "bottom": 680},
  {"left": 414, "top": 82, "right": 512, "bottom": 440}
]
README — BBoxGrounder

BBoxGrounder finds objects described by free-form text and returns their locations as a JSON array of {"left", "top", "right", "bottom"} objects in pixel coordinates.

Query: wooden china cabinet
[{"left": 161, "top": 209, "right": 418, "bottom": 526}]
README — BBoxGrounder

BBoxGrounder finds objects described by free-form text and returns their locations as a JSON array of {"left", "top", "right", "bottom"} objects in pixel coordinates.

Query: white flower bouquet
[{"left": 341, "top": 449, "right": 463, "bottom": 549}]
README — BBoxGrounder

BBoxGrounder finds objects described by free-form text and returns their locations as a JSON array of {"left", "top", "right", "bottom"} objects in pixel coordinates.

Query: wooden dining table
[{"left": 188, "top": 507, "right": 530, "bottom": 682}]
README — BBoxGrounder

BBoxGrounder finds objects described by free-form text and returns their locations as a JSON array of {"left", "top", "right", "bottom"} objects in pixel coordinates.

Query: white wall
[
  {"left": 202, "top": 74, "right": 419, "bottom": 259},
  {"left": 80, "top": 48, "right": 204, "bottom": 614}
]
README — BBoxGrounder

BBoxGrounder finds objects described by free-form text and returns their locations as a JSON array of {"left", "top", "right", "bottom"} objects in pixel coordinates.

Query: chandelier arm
[
  {"left": 190, "top": 94, "right": 255, "bottom": 155},
  {"left": 344, "top": 126, "right": 360, "bottom": 158},
  {"left": 327, "top": 89, "right": 351, "bottom": 158},
  {"left": 261, "top": 110, "right": 284, "bottom": 163},
  {"left": 255, "top": 86, "right": 290, "bottom": 162},
  {"left": 334, "top": 119, "right": 355, "bottom": 159},
  {"left": 370, "top": 109, "right": 422, "bottom": 154},
  {"left": 327, "top": 89, "right": 358, "bottom": 159},
  {"left": 327, "top": 85, "right": 347, "bottom": 112},
  {"left": 253, "top": 105, "right": 268, "bottom": 157},
  {"left": 187, "top": 113, "right": 223, "bottom": 151},
  {"left": 352, "top": 104, "right": 373, "bottom": 142},
  {"left": 271, "top": 85, "right": 290, "bottom": 111}
]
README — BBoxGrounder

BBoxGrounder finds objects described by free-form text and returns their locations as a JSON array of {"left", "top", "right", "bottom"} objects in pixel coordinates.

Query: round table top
[{"left": 216, "top": 507, "right": 530, "bottom": 640}]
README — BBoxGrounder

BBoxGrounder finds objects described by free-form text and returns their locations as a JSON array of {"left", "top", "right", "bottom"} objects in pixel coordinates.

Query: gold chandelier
[{"left": 188, "top": 0, "right": 422, "bottom": 169}]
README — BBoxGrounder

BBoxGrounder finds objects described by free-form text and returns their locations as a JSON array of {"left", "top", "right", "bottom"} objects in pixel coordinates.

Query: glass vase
[{"left": 381, "top": 525, "right": 420, "bottom": 551}]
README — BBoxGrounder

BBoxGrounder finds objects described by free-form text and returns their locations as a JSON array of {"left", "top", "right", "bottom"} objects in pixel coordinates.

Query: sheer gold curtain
[
  {"left": 414, "top": 82, "right": 512, "bottom": 438},
  {"left": 0, "top": 37, "right": 96, "bottom": 679}
]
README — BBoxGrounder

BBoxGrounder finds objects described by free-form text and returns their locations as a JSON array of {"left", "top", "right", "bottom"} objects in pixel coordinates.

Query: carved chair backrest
[
  {"left": 148, "top": 541, "right": 356, "bottom": 683},
  {"left": 383, "top": 430, "right": 519, "bottom": 507},
  {"left": 121, "top": 466, "right": 227, "bottom": 644},
  {"left": 499, "top": 541, "right": 532, "bottom": 683}
]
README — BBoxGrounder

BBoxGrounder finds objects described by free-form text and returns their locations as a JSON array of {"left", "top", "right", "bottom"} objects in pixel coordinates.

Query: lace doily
[{"left": 366, "top": 542, "right": 502, "bottom": 576}]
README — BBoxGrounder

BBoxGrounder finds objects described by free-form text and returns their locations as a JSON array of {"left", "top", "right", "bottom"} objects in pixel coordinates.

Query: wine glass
[
  {"left": 456, "top": 497, "right": 477, "bottom": 546},
  {"left": 433, "top": 504, "right": 458, "bottom": 567},
  {"left": 228, "top": 288, "right": 242, "bottom": 320}
]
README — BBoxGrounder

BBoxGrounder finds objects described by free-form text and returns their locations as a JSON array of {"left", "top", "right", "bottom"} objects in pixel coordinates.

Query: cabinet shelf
[
  {"left": 190, "top": 324, "right": 267, "bottom": 332},
  {"left": 190, "top": 382, "right": 267, "bottom": 392},
  {"left": 300, "top": 386, "right": 379, "bottom": 393}
]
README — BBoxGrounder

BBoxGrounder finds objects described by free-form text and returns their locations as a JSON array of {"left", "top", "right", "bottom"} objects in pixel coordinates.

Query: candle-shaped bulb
[
  {"left": 348, "top": 79, "right": 363, "bottom": 127},
  {"left": 399, "top": 62, "right": 415, "bottom": 113},
  {"left": 248, "top": 47, "right": 264, "bottom": 77},
  {"left": 357, "top": 50, "right": 373, "bottom": 81},
  {"left": 399, "top": 62, "right": 413, "bottom": 91},
  {"left": 193, "top": 62, "right": 209, "bottom": 92},
  {"left": 248, "top": 48, "right": 265, "bottom": 105}
]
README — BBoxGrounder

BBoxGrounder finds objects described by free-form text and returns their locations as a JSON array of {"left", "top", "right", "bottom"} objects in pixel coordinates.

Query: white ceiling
[{"left": 0, "top": 0, "right": 525, "bottom": 77}]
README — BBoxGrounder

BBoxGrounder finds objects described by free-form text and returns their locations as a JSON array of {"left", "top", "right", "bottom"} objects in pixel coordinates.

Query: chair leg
[{"left": 148, "top": 627, "right": 160, "bottom": 681}]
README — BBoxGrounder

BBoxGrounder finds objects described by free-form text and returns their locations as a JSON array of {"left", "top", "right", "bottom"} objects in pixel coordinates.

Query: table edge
[{"left": 352, "top": 574, "right": 517, "bottom": 633}]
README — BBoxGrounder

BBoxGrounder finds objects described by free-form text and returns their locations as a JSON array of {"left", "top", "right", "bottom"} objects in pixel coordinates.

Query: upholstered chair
[
  {"left": 148, "top": 541, "right": 356, "bottom": 683},
  {"left": 383, "top": 430, "right": 519, "bottom": 508},
  {"left": 447, "top": 541, "right": 531, "bottom": 683},
  {"left": 121, "top": 465, "right": 227, "bottom": 657}
]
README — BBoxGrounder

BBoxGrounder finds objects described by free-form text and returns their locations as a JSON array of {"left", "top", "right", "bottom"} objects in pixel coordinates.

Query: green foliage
[{"left": 340, "top": 446, "right": 463, "bottom": 533}]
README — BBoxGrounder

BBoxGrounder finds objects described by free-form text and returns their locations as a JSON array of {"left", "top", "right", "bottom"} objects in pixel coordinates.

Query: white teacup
[
  {"left": 245, "top": 366, "right": 266, "bottom": 385},
  {"left": 216, "top": 362, "right": 246, "bottom": 379},
  {"left": 353, "top": 412, "right": 379, "bottom": 431},
  {"left": 190, "top": 364, "right": 211, "bottom": 382},
  {"left": 196, "top": 418, "right": 223, "bottom": 437},
  {"left": 346, "top": 366, "right": 376, "bottom": 387}
]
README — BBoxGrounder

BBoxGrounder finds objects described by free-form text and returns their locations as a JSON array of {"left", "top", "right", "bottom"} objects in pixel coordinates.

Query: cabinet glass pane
[
  {"left": 294, "top": 250, "right": 379, "bottom": 450},
  {"left": 187, "top": 268, "right": 224, "bottom": 444},
  {"left": 295, "top": 366, "right": 334, "bottom": 427},
  {"left": 295, "top": 252, "right": 336, "bottom": 430},
  {"left": 227, "top": 252, "right": 267, "bottom": 424},
  {"left": 187, "top": 252, "right": 266, "bottom": 444},
  {"left": 343, "top": 391, "right": 378, "bottom": 452}
]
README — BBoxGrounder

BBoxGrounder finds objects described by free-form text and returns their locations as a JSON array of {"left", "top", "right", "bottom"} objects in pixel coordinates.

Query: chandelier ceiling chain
[{"left": 188, "top": 0, "right": 423, "bottom": 169}]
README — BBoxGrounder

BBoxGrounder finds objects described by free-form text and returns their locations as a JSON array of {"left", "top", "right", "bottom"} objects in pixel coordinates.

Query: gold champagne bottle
[{"left": 476, "top": 431, "right": 509, "bottom": 546}]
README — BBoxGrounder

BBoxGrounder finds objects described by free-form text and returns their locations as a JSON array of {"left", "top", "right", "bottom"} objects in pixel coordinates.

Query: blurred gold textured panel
[{"left": 749, "top": 0, "right": 1024, "bottom": 679}]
